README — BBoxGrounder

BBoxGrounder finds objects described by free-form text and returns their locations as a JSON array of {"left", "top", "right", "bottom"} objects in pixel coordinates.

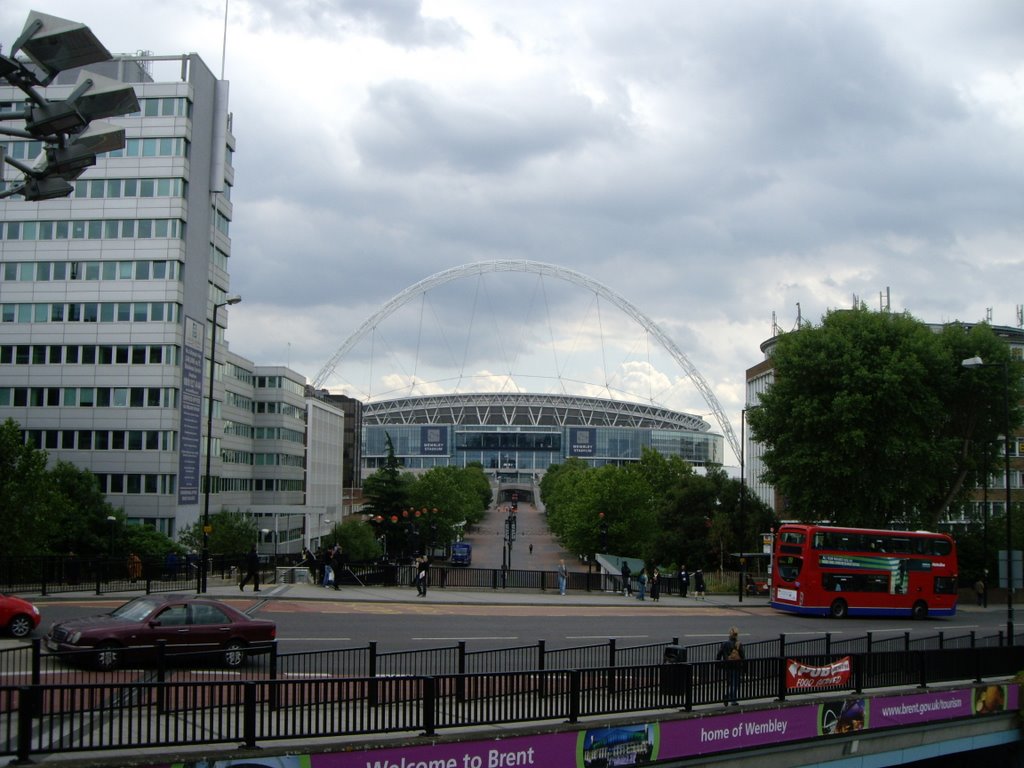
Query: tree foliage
[
  {"left": 541, "top": 449, "right": 776, "bottom": 571},
  {"left": 747, "top": 309, "right": 1023, "bottom": 528},
  {"left": 0, "top": 418, "right": 181, "bottom": 558},
  {"left": 178, "top": 509, "right": 259, "bottom": 559},
  {"left": 323, "top": 517, "right": 381, "bottom": 563}
]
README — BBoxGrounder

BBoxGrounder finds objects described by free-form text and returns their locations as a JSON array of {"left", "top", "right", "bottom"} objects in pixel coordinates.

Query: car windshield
[{"left": 110, "top": 598, "right": 163, "bottom": 621}]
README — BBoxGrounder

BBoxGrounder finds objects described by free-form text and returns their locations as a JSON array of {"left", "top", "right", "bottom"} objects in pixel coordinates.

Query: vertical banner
[{"left": 177, "top": 316, "right": 205, "bottom": 505}]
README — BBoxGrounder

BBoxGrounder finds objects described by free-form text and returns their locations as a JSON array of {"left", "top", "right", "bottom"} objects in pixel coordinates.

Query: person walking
[
  {"left": 693, "top": 567, "right": 706, "bottom": 600},
  {"left": 650, "top": 568, "right": 661, "bottom": 601},
  {"left": 621, "top": 560, "right": 632, "bottom": 596},
  {"left": 557, "top": 559, "right": 568, "bottom": 595},
  {"left": 239, "top": 544, "right": 261, "bottom": 592},
  {"left": 678, "top": 565, "right": 689, "bottom": 598},
  {"left": 301, "top": 547, "right": 316, "bottom": 583},
  {"left": 975, "top": 575, "right": 987, "bottom": 607},
  {"left": 416, "top": 555, "right": 430, "bottom": 597},
  {"left": 127, "top": 552, "right": 142, "bottom": 583},
  {"left": 716, "top": 626, "right": 744, "bottom": 706},
  {"left": 321, "top": 546, "right": 334, "bottom": 588},
  {"left": 331, "top": 545, "right": 344, "bottom": 591},
  {"left": 636, "top": 568, "right": 648, "bottom": 600}
]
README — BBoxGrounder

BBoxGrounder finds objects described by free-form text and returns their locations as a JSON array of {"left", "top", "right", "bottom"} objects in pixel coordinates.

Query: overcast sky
[{"left": 3, "top": 1, "right": 1023, "bottom": 465}]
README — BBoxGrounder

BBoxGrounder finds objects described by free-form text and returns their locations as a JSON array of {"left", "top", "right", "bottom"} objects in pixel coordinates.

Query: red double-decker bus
[{"left": 770, "top": 524, "right": 959, "bottom": 619}]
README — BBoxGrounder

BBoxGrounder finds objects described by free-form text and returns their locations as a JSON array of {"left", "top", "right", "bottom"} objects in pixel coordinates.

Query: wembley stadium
[{"left": 361, "top": 391, "right": 725, "bottom": 488}]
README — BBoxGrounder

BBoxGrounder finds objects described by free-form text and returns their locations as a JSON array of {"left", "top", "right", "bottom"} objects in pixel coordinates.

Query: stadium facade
[{"left": 361, "top": 392, "right": 725, "bottom": 481}]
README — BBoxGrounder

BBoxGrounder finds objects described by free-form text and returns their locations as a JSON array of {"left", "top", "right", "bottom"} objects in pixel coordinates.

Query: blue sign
[
  {"left": 568, "top": 427, "right": 596, "bottom": 457},
  {"left": 421, "top": 425, "right": 448, "bottom": 455},
  {"left": 177, "top": 316, "right": 204, "bottom": 504}
]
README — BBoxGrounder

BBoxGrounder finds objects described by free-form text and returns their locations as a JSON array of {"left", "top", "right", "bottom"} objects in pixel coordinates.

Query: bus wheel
[
  {"left": 911, "top": 601, "right": 928, "bottom": 620},
  {"left": 829, "top": 599, "right": 848, "bottom": 619}
]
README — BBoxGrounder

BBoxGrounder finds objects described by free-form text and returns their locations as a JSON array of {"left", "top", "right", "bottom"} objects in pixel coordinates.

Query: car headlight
[
  {"left": 69, "top": 631, "right": 81, "bottom": 644},
  {"left": 31, "top": 606, "right": 39, "bottom": 616}
]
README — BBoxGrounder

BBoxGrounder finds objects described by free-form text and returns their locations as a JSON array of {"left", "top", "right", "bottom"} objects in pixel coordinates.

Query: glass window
[
  {"left": 66, "top": 346, "right": 78, "bottom": 363},
  {"left": 134, "top": 303, "right": 148, "bottom": 322},
  {"left": 106, "top": 180, "right": 121, "bottom": 198},
  {"left": 81, "top": 346, "right": 95, "bottom": 364},
  {"left": 116, "top": 346, "right": 129, "bottom": 364},
  {"left": 138, "top": 220, "right": 152, "bottom": 238},
  {"left": 140, "top": 179, "right": 155, "bottom": 197},
  {"left": 87, "top": 221, "right": 101, "bottom": 238},
  {"left": 111, "top": 431, "right": 125, "bottom": 450},
  {"left": 52, "top": 262, "right": 66, "bottom": 280},
  {"left": 78, "top": 430, "right": 92, "bottom": 449},
  {"left": 128, "top": 431, "right": 143, "bottom": 450},
  {"left": 123, "top": 179, "right": 137, "bottom": 197},
  {"left": 135, "top": 261, "right": 149, "bottom": 280},
  {"left": 39, "top": 222, "right": 53, "bottom": 240},
  {"left": 157, "top": 178, "right": 171, "bottom": 196},
  {"left": 142, "top": 138, "right": 157, "bottom": 157},
  {"left": 90, "top": 179, "right": 104, "bottom": 198},
  {"left": 83, "top": 303, "right": 98, "bottom": 322},
  {"left": 94, "top": 431, "right": 108, "bottom": 450},
  {"left": 117, "top": 303, "right": 131, "bottom": 322},
  {"left": 109, "top": 474, "right": 123, "bottom": 492},
  {"left": 132, "top": 346, "right": 146, "bottom": 365},
  {"left": 100, "top": 304, "right": 115, "bottom": 323},
  {"left": 35, "top": 262, "right": 50, "bottom": 281},
  {"left": 85, "top": 262, "right": 100, "bottom": 280}
]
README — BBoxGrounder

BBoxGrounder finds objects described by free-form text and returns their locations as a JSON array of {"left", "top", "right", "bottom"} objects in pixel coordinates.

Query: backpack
[{"left": 727, "top": 642, "right": 741, "bottom": 662}]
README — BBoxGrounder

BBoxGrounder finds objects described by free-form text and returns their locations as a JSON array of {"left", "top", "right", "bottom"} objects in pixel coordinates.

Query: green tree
[
  {"left": 48, "top": 460, "right": 122, "bottom": 555},
  {"left": 324, "top": 517, "right": 382, "bottom": 563},
  {"left": 747, "top": 310, "right": 1022, "bottom": 528},
  {"left": 362, "top": 433, "right": 414, "bottom": 519},
  {"left": 178, "top": 509, "right": 259, "bottom": 558},
  {"left": 0, "top": 418, "right": 54, "bottom": 556}
]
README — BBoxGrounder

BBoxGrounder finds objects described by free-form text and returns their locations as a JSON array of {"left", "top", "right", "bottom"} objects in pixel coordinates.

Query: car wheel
[
  {"left": 829, "top": 599, "right": 848, "bottom": 619},
  {"left": 8, "top": 614, "right": 33, "bottom": 639},
  {"left": 223, "top": 640, "right": 247, "bottom": 668},
  {"left": 912, "top": 601, "right": 928, "bottom": 620},
  {"left": 95, "top": 642, "right": 121, "bottom": 671}
]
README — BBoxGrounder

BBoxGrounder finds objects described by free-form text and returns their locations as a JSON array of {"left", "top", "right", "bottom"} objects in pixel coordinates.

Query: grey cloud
[
  {"left": 243, "top": 0, "right": 465, "bottom": 48},
  {"left": 351, "top": 79, "right": 628, "bottom": 174}
]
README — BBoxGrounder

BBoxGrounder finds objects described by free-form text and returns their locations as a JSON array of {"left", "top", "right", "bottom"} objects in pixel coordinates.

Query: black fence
[
  {"left": 1, "top": 628, "right": 1016, "bottom": 691},
  {"left": 3, "top": 641, "right": 1022, "bottom": 762}
]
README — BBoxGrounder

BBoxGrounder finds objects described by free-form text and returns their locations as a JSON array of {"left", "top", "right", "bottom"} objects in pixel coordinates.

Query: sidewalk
[{"left": 29, "top": 578, "right": 770, "bottom": 609}]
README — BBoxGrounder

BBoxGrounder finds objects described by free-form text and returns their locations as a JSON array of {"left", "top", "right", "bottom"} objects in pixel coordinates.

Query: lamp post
[
  {"left": 106, "top": 515, "right": 117, "bottom": 558},
  {"left": 200, "top": 294, "right": 241, "bottom": 593},
  {"left": 962, "top": 356, "right": 1014, "bottom": 642}
]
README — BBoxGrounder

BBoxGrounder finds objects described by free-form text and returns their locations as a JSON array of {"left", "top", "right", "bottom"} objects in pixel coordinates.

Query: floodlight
[
  {"left": 26, "top": 71, "right": 138, "bottom": 137},
  {"left": 18, "top": 176, "right": 73, "bottom": 201},
  {"left": 39, "top": 121, "right": 125, "bottom": 179},
  {"left": 10, "top": 12, "right": 112, "bottom": 85}
]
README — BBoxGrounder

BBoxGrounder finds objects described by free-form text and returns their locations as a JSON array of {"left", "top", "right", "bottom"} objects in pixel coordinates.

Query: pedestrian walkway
[{"left": 462, "top": 501, "right": 578, "bottom": 572}]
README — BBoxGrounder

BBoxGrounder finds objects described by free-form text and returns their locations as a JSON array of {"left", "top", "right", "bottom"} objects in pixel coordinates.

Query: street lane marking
[
  {"left": 414, "top": 636, "right": 519, "bottom": 641},
  {"left": 566, "top": 635, "right": 649, "bottom": 639}
]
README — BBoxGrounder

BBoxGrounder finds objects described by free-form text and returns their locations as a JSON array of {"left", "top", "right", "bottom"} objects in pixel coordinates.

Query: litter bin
[{"left": 660, "top": 645, "right": 688, "bottom": 696}]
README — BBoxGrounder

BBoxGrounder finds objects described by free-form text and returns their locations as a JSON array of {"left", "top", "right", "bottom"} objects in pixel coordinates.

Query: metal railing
[{"left": 4, "top": 642, "right": 1022, "bottom": 761}]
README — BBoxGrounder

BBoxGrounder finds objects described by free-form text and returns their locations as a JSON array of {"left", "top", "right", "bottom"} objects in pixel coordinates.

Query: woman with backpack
[{"left": 715, "top": 626, "right": 744, "bottom": 706}]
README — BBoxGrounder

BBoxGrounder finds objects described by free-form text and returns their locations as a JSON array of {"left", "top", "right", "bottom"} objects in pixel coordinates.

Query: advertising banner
[
  {"left": 177, "top": 315, "right": 204, "bottom": 505},
  {"left": 164, "top": 684, "right": 1018, "bottom": 768},
  {"left": 786, "top": 657, "right": 852, "bottom": 689}
]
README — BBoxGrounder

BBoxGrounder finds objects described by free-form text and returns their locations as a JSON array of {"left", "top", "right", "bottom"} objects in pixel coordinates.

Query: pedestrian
[
  {"left": 651, "top": 569, "right": 661, "bottom": 601},
  {"left": 557, "top": 559, "right": 568, "bottom": 595},
  {"left": 416, "top": 555, "right": 430, "bottom": 597},
  {"left": 975, "top": 575, "right": 986, "bottom": 607},
  {"left": 331, "top": 545, "right": 344, "bottom": 591},
  {"left": 127, "top": 552, "right": 142, "bottom": 583},
  {"left": 301, "top": 547, "right": 316, "bottom": 583},
  {"left": 678, "top": 564, "right": 689, "bottom": 598},
  {"left": 322, "top": 547, "right": 334, "bottom": 588},
  {"left": 239, "top": 544, "right": 260, "bottom": 592},
  {"left": 636, "top": 568, "right": 647, "bottom": 600},
  {"left": 693, "top": 567, "right": 706, "bottom": 600},
  {"left": 715, "top": 626, "right": 744, "bottom": 706},
  {"left": 621, "top": 560, "right": 632, "bottom": 596},
  {"left": 529, "top": 543, "right": 534, "bottom": 555}
]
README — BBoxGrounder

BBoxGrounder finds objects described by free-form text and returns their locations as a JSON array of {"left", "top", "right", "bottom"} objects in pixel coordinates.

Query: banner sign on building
[
  {"left": 786, "top": 657, "right": 852, "bottom": 689},
  {"left": 421, "top": 425, "right": 448, "bottom": 455},
  {"left": 177, "top": 316, "right": 205, "bottom": 505},
  {"left": 568, "top": 427, "right": 596, "bottom": 457}
]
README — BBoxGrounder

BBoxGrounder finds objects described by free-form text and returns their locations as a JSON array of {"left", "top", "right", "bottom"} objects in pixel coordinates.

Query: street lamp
[
  {"left": 200, "top": 295, "right": 241, "bottom": 593},
  {"left": 962, "top": 355, "right": 1015, "bottom": 642},
  {"left": 106, "top": 515, "right": 117, "bottom": 558}
]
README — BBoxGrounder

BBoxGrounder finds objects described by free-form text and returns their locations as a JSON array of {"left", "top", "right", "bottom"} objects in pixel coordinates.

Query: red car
[
  {"left": 0, "top": 593, "right": 41, "bottom": 638},
  {"left": 44, "top": 594, "right": 276, "bottom": 669}
]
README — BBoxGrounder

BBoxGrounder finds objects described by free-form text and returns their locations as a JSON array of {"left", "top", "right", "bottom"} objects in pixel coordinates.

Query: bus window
[
  {"left": 780, "top": 532, "right": 805, "bottom": 545},
  {"left": 813, "top": 533, "right": 825, "bottom": 549},
  {"left": 934, "top": 577, "right": 957, "bottom": 594},
  {"left": 932, "top": 539, "right": 952, "bottom": 556},
  {"left": 777, "top": 556, "right": 802, "bottom": 582}
]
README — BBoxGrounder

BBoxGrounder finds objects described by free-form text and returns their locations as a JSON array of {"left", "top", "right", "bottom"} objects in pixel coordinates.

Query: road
[{"left": 21, "top": 589, "right": 1005, "bottom": 655}]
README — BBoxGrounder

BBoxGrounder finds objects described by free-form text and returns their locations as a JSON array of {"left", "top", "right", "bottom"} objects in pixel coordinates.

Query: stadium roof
[{"left": 363, "top": 392, "right": 712, "bottom": 432}]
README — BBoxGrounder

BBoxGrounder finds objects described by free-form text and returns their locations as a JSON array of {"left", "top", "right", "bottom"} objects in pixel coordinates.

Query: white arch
[{"left": 313, "top": 260, "right": 739, "bottom": 461}]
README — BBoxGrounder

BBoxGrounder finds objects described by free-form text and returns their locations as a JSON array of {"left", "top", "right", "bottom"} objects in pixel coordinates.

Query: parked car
[
  {"left": 0, "top": 593, "right": 41, "bottom": 638},
  {"left": 44, "top": 594, "right": 276, "bottom": 670}
]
